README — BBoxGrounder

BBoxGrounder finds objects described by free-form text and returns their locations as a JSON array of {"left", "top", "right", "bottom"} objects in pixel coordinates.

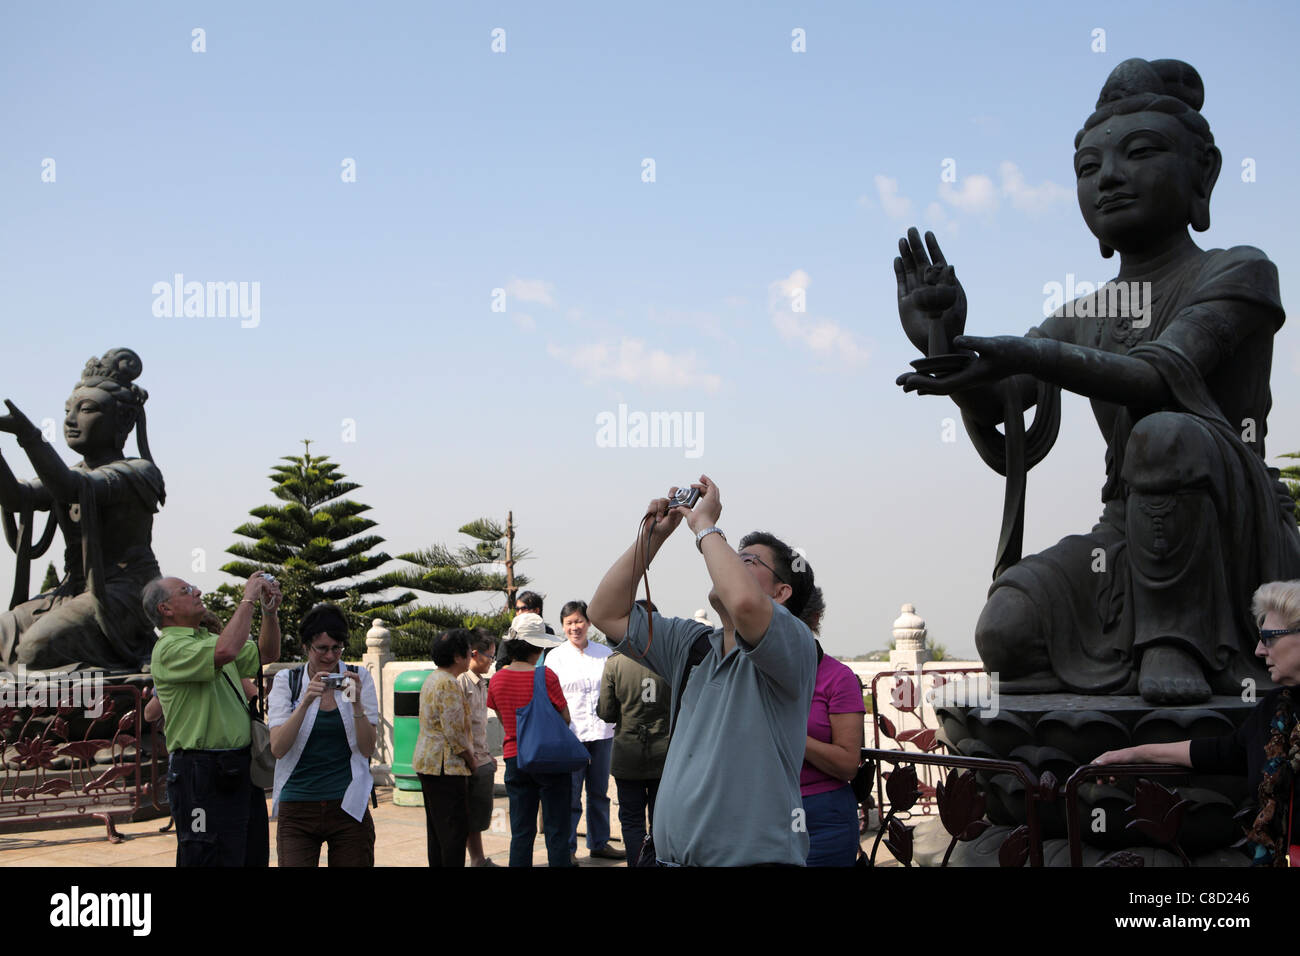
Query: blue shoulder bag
[{"left": 516, "top": 663, "right": 589, "bottom": 774}]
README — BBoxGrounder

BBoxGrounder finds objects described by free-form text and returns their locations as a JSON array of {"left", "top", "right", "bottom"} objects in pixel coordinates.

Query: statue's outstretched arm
[
  {"left": 0, "top": 400, "right": 79, "bottom": 504},
  {"left": 0, "top": 449, "right": 51, "bottom": 513}
]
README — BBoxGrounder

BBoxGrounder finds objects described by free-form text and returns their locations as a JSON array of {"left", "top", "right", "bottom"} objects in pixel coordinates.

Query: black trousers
[
  {"left": 417, "top": 773, "right": 469, "bottom": 867},
  {"left": 615, "top": 777, "right": 660, "bottom": 867},
  {"left": 167, "top": 748, "right": 269, "bottom": 867}
]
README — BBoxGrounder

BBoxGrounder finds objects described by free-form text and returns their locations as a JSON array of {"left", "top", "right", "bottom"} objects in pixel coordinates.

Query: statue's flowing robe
[
  {"left": 979, "top": 246, "right": 1300, "bottom": 692},
  {"left": 0, "top": 457, "right": 164, "bottom": 671}
]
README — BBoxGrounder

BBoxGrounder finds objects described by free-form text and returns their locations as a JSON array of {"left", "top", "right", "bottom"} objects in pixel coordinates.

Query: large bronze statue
[
  {"left": 0, "top": 348, "right": 164, "bottom": 672},
  {"left": 896, "top": 58, "right": 1300, "bottom": 705}
]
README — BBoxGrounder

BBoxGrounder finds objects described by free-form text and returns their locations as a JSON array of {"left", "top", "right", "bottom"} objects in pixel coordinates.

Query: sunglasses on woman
[{"left": 1258, "top": 626, "right": 1300, "bottom": 648}]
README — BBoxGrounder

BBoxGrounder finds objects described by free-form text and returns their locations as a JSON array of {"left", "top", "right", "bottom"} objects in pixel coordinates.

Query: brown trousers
[{"left": 276, "top": 800, "right": 375, "bottom": 867}]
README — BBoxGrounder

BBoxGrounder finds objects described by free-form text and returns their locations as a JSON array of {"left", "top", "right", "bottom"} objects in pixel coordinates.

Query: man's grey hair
[{"left": 141, "top": 577, "right": 171, "bottom": 628}]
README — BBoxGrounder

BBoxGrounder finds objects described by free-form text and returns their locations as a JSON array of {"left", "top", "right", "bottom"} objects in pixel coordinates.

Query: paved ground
[
  {"left": 0, "top": 782, "right": 632, "bottom": 868},
  {"left": 0, "top": 789, "right": 884, "bottom": 867}
]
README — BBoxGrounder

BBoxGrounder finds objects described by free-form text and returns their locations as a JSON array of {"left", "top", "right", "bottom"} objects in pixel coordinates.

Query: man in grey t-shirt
[{"left": 589, "top": 476, "right": 817, "bottom": 866}]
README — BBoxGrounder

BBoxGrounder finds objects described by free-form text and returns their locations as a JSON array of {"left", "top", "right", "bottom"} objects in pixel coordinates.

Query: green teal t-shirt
[{"left": 280, "top": 708, "right": 352, "bottom": 802}]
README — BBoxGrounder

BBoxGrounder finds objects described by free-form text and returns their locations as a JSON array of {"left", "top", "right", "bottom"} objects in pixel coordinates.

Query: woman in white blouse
[{"left": 267, "top": 604, "right": 379, "bottom": 867}]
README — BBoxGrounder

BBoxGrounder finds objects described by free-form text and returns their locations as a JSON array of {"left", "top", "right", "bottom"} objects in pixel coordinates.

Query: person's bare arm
[
  {"left": 215, "top": 575, "right": 267, "bottom": 667},
  {"left": 343, "top": 670, "right": 377, "bottom": 759},
  {"left": 1094, "top": 741, "right": 1192, "bottom": 767},
  {"left": 685, "top": 477, "right": 775, "bottom": 644},
  {"left": 589, "top": 496, "right": 686, "bottom": 642},
  {"left": 804, "top": 713, "right": 866, "bottom": 781},
  {"left": 353, "top": 710, "right": 377, "bottom": 759},
  {"left": 257, "top": 582, "right": 283, "bottom": 665}
]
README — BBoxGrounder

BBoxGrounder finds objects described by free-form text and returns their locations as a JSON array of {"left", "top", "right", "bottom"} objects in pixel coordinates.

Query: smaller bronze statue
[
  {"left": 0, "top": 348, "right": 165, "bottom": 672},
  {"left": 895, "top": 59, "right": 1300, "bottom": 704}
]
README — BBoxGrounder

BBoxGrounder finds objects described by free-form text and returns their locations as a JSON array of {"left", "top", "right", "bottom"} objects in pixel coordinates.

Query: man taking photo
[
  {"left": 588, "top": 475, "right": 817, "bottom": 866},
  {"left": 145, "top": 571, "right": 281, "bottom": 866}
]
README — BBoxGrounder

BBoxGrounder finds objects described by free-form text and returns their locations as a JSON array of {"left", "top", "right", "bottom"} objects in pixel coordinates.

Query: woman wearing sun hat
[{"left": 487, "top": 613, "right": 574, "bottom": 867}]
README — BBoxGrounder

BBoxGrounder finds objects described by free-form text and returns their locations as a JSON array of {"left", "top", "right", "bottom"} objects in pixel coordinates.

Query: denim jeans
[
  {"left": 614, "top": 776, "right": 659, "bottom": 866},
  {"left": 803, "top": 784, "right": 860, "bottom": 867},
  {"left": 570, "top": 737, "right": 613, "bottom": 852},
  {"left": 504, "top": 756, "right": 573, "bottom": 867}
]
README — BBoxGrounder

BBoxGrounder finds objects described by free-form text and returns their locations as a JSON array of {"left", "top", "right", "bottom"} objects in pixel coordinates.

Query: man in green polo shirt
[{"left": 146, "top": 571, "right": 281, "bottom": 866}]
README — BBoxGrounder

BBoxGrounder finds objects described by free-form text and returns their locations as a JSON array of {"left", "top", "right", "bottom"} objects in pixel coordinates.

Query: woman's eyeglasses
[{"left": 1258, "top": 626, "right": 1300, "bottom": 648}]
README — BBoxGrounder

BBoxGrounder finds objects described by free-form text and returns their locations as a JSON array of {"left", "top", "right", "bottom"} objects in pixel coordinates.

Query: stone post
[
  {"left": 889, "top": 603, "right": 930, "bottom": 672},
  {"left": 362, "top": 618, "right": 394, "bottom": 786}
]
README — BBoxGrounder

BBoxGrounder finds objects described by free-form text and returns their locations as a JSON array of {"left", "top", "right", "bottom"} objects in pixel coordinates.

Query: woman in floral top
[{"left": 413, "top": 629, "right": 476, "bottom": 866}]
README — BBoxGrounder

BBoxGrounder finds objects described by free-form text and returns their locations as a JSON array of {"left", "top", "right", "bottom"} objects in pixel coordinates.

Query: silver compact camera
[
  {"left": 668, "top": 485, "right": 701, "bottom": 509},
  {"left": 321, "top": 673, "right": 348, "bottom": 690}
]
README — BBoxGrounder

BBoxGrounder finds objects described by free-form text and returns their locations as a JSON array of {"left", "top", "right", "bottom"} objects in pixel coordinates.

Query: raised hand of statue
[
  {"left": 896, "top": 335, "right": 1035, "bottom": 396},
  {"left": 895, "top": 227, "right": 967, "bottom": 356},
  {"left": 0, "top": 400, "right": 40, "bottom": 441}
]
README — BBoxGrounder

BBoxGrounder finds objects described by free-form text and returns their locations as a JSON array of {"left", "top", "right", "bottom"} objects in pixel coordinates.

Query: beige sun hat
[{"left": 507, "top": 612, "right": 563, "bottom": 648}]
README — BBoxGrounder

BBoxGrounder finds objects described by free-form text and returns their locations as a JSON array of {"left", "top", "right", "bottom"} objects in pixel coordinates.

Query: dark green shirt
[{"left": 279, "top": 709, "right": 351, "bottom": 802}]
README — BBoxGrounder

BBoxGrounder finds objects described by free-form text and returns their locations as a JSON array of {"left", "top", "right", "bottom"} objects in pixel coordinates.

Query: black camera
[{"left": 668, "top": 485, "right": 701, "bottom": 509}]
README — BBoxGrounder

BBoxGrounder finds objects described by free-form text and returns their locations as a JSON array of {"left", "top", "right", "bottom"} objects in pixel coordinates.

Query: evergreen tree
[
  {"left": 378, "top": 517, "right": 529, "bottom": 659},
  {"left": 1280, "top": 451, "right": 1300, "bottom": 521},
  {"left": 39, "top": 562, "right": 59, "bottom": 593},
  {"left": 216, "top": 441, "right": 414, "bottom": 659}
]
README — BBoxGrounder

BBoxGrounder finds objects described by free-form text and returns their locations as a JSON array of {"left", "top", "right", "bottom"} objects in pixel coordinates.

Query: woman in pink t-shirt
[{"left": 800, "top": 589, "right": 866, "bottom": 866}]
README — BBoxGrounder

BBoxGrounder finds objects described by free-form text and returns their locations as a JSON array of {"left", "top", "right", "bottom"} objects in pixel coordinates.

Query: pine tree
[
  {"left": 217, "top": 441, "right": 414, "bottom": 658},
  {"left": 39, "top": 562, "right": 59, "bottom": 593},
  {"left": 1280, "top": 451, "right": 1300, "bottom": 521},
  {"left": 378, "top": 516, "right": 529, "bottom": 659}
]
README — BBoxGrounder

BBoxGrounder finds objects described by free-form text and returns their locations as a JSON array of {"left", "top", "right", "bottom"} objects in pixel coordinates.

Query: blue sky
[{"left": 3, "top": 1, "right": 1299, "bottom": 658}]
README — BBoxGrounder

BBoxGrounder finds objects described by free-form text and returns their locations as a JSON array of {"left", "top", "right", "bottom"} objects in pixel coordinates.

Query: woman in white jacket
[{"left": 268, "top": 604, "right": 379, "bottom": 867}]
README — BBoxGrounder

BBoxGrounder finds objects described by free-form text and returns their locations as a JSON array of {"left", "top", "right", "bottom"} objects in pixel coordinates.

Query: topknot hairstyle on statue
[
  {"left": 1074, "top": 58, "right": 1221, "bottom": 255},
  {"left": 1076, "top": 57, "right": 1213, "bottom": 151},
  {"left": 75, "top": 348, "right": 156, "bottom": 464}
]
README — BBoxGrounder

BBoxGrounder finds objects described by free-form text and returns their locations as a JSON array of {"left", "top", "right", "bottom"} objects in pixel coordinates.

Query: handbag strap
[{"left": 221, "top": 669, "right": 258, "bottom": 722}]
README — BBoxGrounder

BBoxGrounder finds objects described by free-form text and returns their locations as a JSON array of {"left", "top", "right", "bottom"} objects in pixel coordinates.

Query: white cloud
[
  {"left": 767, "top": 270, "right": 870, "bottom": 367},
  {"left": 505, "top": 277, "right": 556, "bottom": 307},
  {"left": 874, "top": 175, "right": 913, "bottom": 221},
  {"left": 769, "top": 269, "right": 810, "bottom": 307},
  {"left": 923, "top": 200, "right": 958, "bottom": 237},
  {"left": 771, "top": 312, "right": 871, "bottom": 365},
  {"left": 547, "top": 338, "right": 722, "bottom": 391},
  {"left": 1000, "top": 161, "right": 1073, "bottom": 215},
  {"left": 939, "top": 174, "right": 997, "bottom": 214},
  {"left": 511, "top": 312, "right": 535, "bottom": 331}
]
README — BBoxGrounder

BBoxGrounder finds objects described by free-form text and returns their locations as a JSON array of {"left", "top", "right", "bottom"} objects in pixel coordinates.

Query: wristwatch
[{"left": 695, "top": 526, "right": 726, "bottom": 553}]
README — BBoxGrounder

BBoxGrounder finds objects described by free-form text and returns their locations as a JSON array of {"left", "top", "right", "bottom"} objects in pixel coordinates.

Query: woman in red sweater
[{"left": 487, "top": 613, "right": 573, "bottom": 867}]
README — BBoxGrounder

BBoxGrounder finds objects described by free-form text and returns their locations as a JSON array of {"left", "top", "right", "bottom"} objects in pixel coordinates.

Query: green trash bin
[{"left": 392, "top": 669, "right": 433, "bottom": 804}]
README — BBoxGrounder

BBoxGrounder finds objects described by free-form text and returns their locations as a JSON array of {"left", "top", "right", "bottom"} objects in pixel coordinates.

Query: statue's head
[
  {"left": 64, "top": 348, "right": 150, "bottom": 459},
  {"left": 1074, "top": 58, "right": 1222, "bottom": 257}
]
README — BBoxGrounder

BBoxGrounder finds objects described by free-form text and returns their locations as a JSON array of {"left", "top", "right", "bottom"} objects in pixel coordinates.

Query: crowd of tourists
[{"left": 143, "top": 477, "right": 874, "bottom": 867}]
